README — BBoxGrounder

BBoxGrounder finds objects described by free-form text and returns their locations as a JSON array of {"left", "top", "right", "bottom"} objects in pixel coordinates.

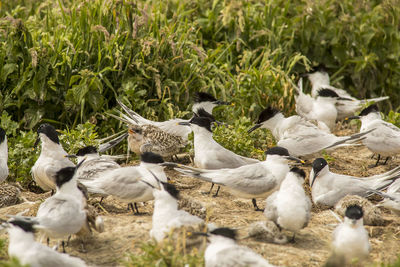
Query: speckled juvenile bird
[
  {"left": 0, "top": 183, "right": 20, "bottom": 208},
  {"left": 347, "top": 104, "right": 400, "bottom": 166},
  {"left": 0, "top": 127, "right": 9, "bottom": 182},
  {"left": 31, "top": 124, "right": 75, "bottom": 192},
  {"left": 116, "top": 92, "right": 232, "bottom": 142},
  {"left": 301, "top": 64, "right": 389, "bottom": 120},
  {"left": 127, "top": 124, "right": 186, "bottom": 159}
]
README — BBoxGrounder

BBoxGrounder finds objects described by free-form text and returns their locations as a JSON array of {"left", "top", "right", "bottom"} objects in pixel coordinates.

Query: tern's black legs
[
  {"left": 290, "top": 233, "right": 296, "bottom": 243},
  {"left": 213, "top": 186, "right": 221, "bottom": 197},
  {"left": 252, "top": 199, "right": 264, "bottom": 212},
  {"left": 128, "top": 202, "right": 143, "bottom": 215},
  {"left": 374, "top": 154, "right": 390, "bottom": 166},
  {"left": 208, "top": 183, "right": 215, "bottom": 194}
]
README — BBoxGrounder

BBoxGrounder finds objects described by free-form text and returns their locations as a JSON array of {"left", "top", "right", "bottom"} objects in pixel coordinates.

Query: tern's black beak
[
  {"left": 310, "top": 170, "right": 317, "bottom": 187},
  {"left": 337, "top": 97, "right": 354, "bottom": 101},
  {"left": 214, "top": 100, "right": 232, "bottom": 106},
  {"left": 248, "top": 123, "right": 262, "bottom": 133},
  {"left": 345, "top": 116, "right": 360, "bottom": 121},
  {"left": 285, "top": 156, "right": 305, "bottom": 164},
  {"left": 190, "top": 231, "right": 209, "bottom": 237},
  {"left": 299, "top": 72, "right": 309, "bottom": 78},
  {"left": 178, "top": 121, "right": 191, "bottom": 126},
  {"left": 65, "top": 154, "right": 77, "bottom": 159}
]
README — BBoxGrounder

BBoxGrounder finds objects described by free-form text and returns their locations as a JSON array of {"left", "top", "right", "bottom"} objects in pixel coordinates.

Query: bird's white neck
[
  {"left": 40, "top": 136, "right": 67, "bottom": 158},
  {"left": 8, "top": 227, "right": 35, "bottom": 248}
]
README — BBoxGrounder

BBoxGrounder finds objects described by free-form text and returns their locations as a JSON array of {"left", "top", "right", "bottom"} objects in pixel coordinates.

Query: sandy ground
[{"left": 1, "top": 125, "right": 400, "bottom": 266}]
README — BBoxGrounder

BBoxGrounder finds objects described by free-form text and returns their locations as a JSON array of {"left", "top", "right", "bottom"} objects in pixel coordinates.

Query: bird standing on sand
[
  {"left": 346, "top": 104, "right": 400, "bottom": 166},
  {"left": 331, "top": 205, "right": 370, "bottom": 264},
  {"left": 248, "top": 107, "right": 374, "bottom": 158},
  {"left": 264, "top": 167, "right": 311, "bottom": 241},
  {"left": 179, "top": 116, "right": 259, "bottom": 196},
  {"left": 309, "top": 158, "right": 400, "bottom": 207}
]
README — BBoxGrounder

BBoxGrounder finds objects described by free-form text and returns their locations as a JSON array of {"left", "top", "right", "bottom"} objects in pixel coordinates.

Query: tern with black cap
[
  {"left": 144, "top": 170, "right": 204, "bottom": 242},
  {"left": 346, "top": 104, "right": 400, "bottom": 166},
  {"left": 248, "top": 107, "right": 375, "bottom": 158},
  {"left": 112, "top": 92, "right": 232, "bottom": 142},
  {"left": 301, "top": 64, "right": 389, "bottom": 120},
  {"left": 331, "top": 205, "right": 370, "bottom": 263},
  {"left": 179, "top": 116, "right": 259, "bottom": 196},
  {"left": 9, "top": 163, "right": 87, "bottom": 252},
  {"left": 66, "top": 145, "right": 121, "bottom": 182},
  {"left": 3, "top": 218, "right": 87, "bottom": 267},
  {"left": 163, "top": 146, "right": 303, "bottom": 211},
  {"left": 31, "top": 123, "right": 75, "bottom": 192},
  {"left": 80, "top": 152, "right": 168, "bottom": 214},
  {"left": 309, "top": 158, "right": 400, "bottom": 207},
  {"left": 193, "top": 227, "right": 275, "bottom": 267}
]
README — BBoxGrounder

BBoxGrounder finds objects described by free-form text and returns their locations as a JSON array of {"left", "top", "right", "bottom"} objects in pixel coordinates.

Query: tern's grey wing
[
  {"left": 278, "top": 126, "right": 336, "bottom": 156},
  {"left": 204, "top": 164, "right": 277, "bottom": 195},
  {"left": 314, "top": 179, "right": 370, "bottom": 206},
  {"left": 209, "top": 246, "right": 274, "bottom": 267},
  {"left": 77, "top": 159, "right": 120, "bottom": 181},
  {"left": 36, "top": 197, "right": 86, "bottom": 235},
  {"left": 96, "top": 168, "right": 151, "bottom": 201}
]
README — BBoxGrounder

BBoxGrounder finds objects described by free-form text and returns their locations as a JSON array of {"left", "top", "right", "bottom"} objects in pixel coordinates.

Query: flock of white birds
[{"left": 0, "top": 66, "right": 400, "bottom": 267}]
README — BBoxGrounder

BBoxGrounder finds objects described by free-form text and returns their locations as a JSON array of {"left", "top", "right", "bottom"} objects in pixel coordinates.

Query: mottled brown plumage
[
  {"left": 128, "top": 124, "right": 186, "bottom": 158},
  {"left": 0, "top": 183, "right": 21, "bottom": 208}
]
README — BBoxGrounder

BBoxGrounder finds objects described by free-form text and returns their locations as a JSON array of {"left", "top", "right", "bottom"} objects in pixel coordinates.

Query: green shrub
[{"left": 123, "top": 240, "right": 204, "bottom": 267}]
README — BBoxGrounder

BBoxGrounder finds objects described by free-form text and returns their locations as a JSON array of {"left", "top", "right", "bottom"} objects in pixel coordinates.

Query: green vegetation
[
  {"left": 1, "top": 0, "right": 399, "bottom": 184},
  {"left": 123, "top": 239, "right": 204, "bottom": 267}
]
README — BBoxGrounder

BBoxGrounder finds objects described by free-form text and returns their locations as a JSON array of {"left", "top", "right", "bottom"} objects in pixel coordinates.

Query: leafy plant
[
  {"left": 213, "top": 116, "right": 275, "bottom": 160},
  {"left": 123, "top": 239, "right": 204, "bottom": 267}
]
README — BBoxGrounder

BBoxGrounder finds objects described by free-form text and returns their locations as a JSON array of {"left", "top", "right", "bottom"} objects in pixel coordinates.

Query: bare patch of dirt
[{"left": 1, "top": 126, "right": 400, "bottom": 266}]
